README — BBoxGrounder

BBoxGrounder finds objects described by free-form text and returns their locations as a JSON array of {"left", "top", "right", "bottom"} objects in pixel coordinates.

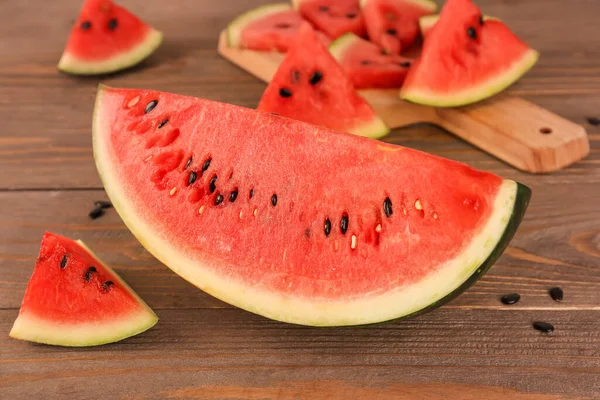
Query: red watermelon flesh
[
  {"left": 329, "top": 33, "right": 412, "bottom": 89},
  {"left": 227, "top": 3, "right": 330, "bottom": 52},
  {"left": 93, "top": 84, "right": 530, "bottom": 326},
  {"left": 361, "top": 0, "right": 437, "bottom": 54},
  {"left": 293, "top": 0, "right": 366, "bottom": 39},
  {"left": 58, "top": 0, "right": 162, "bottom": 75},
  {"left": 9, "top": 232, "right": 157, "bottom": 346},
  {"left": 401, "top": 0, "right": 539, "bottom": 107},
  {"left": 257, "top": 23, "right": 388, "bottom": 138}
]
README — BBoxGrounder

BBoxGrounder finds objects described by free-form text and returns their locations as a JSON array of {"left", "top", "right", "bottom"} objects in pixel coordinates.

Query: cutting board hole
[{"left": 539, "top": 127, "right": 553, "bottom": 134}]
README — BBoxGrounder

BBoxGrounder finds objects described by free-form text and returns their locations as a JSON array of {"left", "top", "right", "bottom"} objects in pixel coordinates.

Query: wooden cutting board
[{"left": 217, "top": 31, "right": 589, "bottom": 173}]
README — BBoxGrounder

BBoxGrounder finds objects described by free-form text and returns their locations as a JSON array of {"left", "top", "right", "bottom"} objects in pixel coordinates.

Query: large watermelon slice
[
  {"left": 10, "top": 232, "right": 158, "bottom": 346},
  {"left": 401, "top": 0, "right": 539, "bottom": 107},
  {"left": 329, "top": 32, "right": 412, "bottom": 89},
  {"left": 360, "top": 0, "right": 437, "bottom": 54},
  {"left": 257, "top": 23, "right": 388, "bottom": 138},
  {"left": 93, "top": 84, "right": 531, "bottom": 327},
  {"left": 58, "top": 0, "right": 163, "bottom": 75},
  {"left": 292, "top": 0, "right": 366, "bottom": 39}
]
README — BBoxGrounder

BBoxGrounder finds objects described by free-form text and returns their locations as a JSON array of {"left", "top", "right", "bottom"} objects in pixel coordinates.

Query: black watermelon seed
[
  {"left": 209, "top": 175, "right": 218, "bottom": 193},
  {"left": 249, "top": 188, "right": 254, "bottom": 199},
  {"left": 533, "top": 321, "right": 554, "bottom": 333},
  {"left": 291, "top": 70, "right": 300, "bottom": 83},
  {"left": 467, "top": 26, "right": 477, "bottom": 40},
  {"left": 84, "top": 266, "right": 97, "bottom": 282},
  {"left": 549, "top": 287, "right": 564, "bottom": 302},
  {"left": 102, "top": 281, "right": 115, "bottom": 292},
  {"left": 229, "top": 190, "right": 238, "bottom": 203},
  {"left": 145, "top": 100, "right": 158, "bottom": 114},
  {"left": 346, "top": 13, "right": 357, "bottom": 18},
  {"left": 89, "top": 207, "right": 104, "bottom": 220},
  {"left": 279, "top": 88, "right": 292, "bottom": 98},
  {"left": 319, "top": 5, "right": 329, "bottom": 12},
  {"left": 158, "top": 119, "right": 169, "bottom": 129},
  {"left": 324, "top": 218, "right": 331, "bottom": 237},
  {"left": 309, "top": 71, "right": 323, "bottom": 85},
  {"left": 201, "top": 158, "right": 211, "bottom": 173},
  {"left": 587, "top": 117, "right": 600, "bottom": 126},
  {"left": 479, "top": 14, "right": 485, "bottom": 25},
  {"left": 398, "top": 61, "right": 411, "bottom": 68},
  {"left": 386, "top": 28, "right": 397, "bottom": 35},
  {"left": 185, "top": 157, "right": 193, "bottom": 170},
  {"left": 271, "top": 194, "right": 278, "bottom": 207},
  {"left": 340, "top": 214, "right": 349, "bottom": 234},
  {"left": 275, "top": 23, "right": 291, "bottom": 29},
  {"left": 188, "top": 171, "right": 197, "bottom": 186},
  {"left": 215, "top": 194, "right": 224, "bottom": 205},
  {"left": 108, "top": 18, "right": 118, "bottom": 31},
  {"left": 80, "top": 20, "right": 91, "bottom": 30},
  {"left": 94, "top": 200, "right": 112, "bottom": 209},
  {"left": 360, "top": 60, "right": 371, "bottom": 65},
  {"left": 501, "top": 293, "right": 521, "bottom": 305},
  {"left": 383, "top": 197, "right": 393, "bottom": 218},
  {"left": 60, "top": 255, "right": 68, "bottom": 269}
]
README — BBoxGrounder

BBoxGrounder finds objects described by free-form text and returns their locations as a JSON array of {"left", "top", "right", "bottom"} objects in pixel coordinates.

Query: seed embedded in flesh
[
  {"left": 209, "top": 175, "right": 217, "bottom": 193},
  {"left": 467, "top": 26, "right": 477, "bottom": 40},
  {"left": 188, "top": 171, "right": 197, "bottom": 186},
  {"left": 94, "top": 200, "right": 112, "bottom": 209},
  {"left": 201, "top": 158, "right": 211, "bottom": 173},
  {"left": 309, "top": 71, "right": 323, "bottom": 85},
  {"left": 361, "top": 60, "right": 371, "bottom": 65},
  {"left": 215, "top": 194, "right": 224, "bottom": 205},
  {"left": 60, "top": 255, "right": 68, "bottom": 269},
  {"left": 80, "top": 20, "right": 91, "bottom": 30},
  {"left": 501, "top": 293, "right": 520, "bottom": 305},
  {"left": 145, "top": 100, "right": 158, "bottom": 114},
  {"left": 229, "top": 190, "right": 238, "bottom": 203},
  {"left": 479, "top": 14, "right": 484, "bottom": 25},
  {"left": 351, "top": 235, "right": 357, "bottom": 249},
  {"left": 319, "top": 5, "right": 329, "bottom": 12},
  {"left": 89, "top": 207, "right": 104, "bottom": 220},
  {"left": 375, "top": 224, "right": 382, "bottom": 232},
  {"left": 549, "top": 287, "right": 564, "bottom": 302},
  {"left": 324, "top": 218, "right": 332, "bottom": 237},
  {"left": 199, "top": 206, "right": 205, "bottom": 214},
  {"left": 108, "top": 18, "right": 118, "bottom": 31},
  {"left": 386, "top": 28, "right": 397, "bottom": 35},
  {"left": 291, "top": 70, "right": 300, "bottom": 83},
  {"left": 84, "top": 266, "right": 97, "bottom": 282},
  {"left": 279, "top": 88, "right": 292, "bottom": 98},
  {"left": 170, "top": 187, "right": 177, "bottom": 196},
  {"left": 398, "top": 61, "right": 411, "bottom": 68},
  {"left": 249, "top": 188, "right": 254, "bottom": 199},
  {"left": 383, "top": 197, "right": 393, "bottom": 218},
  {"left": 102, "top": 281, "right": 115, "bottom": 292},
  {"left": 275, "top": 23, "right": 291, "bottom": 29},
  {"left": 158, "top": 119, "right": 169, "bottom": 129},
  {"left": 340, "top": 214, "right": 349, "bottom": 234},
  {"left": 415, "top": 199, "right": 423, "bottom": 210},
  {"left": 185, "top": 157, "right": 193, "bottom": 170},
  {"left": 346, "top": 13, "right": 357, "bottom": 19},
  {"left": 271, "top": 194, "right": 278, "bottom": 207},
  {"left": 533, "top": 321, "right": 554, "bottom": 333}
]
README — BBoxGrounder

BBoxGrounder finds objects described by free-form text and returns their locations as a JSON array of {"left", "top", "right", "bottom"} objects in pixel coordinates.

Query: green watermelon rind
[
  {"left": 401, "top": 49, "right": 539, "bottom": 108},
  {"left": 226, "top": 3, "right": 293, "bottom": 48},
  {"left": 350, "top": 114, "right": 390, "bottom": 139},
  {"left": 328, "top": 32, "right": 361, "bottom": 61},
  {"left": 9, "top": 240, "right": 158, "bottom": 347},
  {"left": 359, "top": 0, "right": 438, "bottom": 12},
  {"left": 57, "top": 29, "right": 163, "bottom": 76},
  {"left": 94, "top": 85, "right": 529, "bottom": 327}
]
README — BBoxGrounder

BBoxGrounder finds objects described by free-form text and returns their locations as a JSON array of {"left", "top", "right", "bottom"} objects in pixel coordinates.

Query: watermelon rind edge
[
  {"left": 359, "top": 0, "right": 438, "bottom": 12},
  {"left": 9, "top": 239, "right": 158, "bottom": 347},
  {"left": 226, "top": 3, "right": 293, "bottom": 48},
  {"left": 57, "top": 29, "right": 163, "bottom": 76},
  {"left": 93, "top": 85, "right": 530, "bottom": 327}
]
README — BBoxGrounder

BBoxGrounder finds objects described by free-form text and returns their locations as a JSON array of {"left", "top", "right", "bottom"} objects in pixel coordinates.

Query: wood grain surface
[{"left": 1, "top": 0, "right": 599, "bottom": 399}]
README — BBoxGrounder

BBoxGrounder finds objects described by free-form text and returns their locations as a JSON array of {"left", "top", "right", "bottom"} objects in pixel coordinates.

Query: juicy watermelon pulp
[
  {"left": 361, "top": 0, "right": 437, "bottom": 54},
  {"left": 257, "top": 23, "right": 388, "bottom": 138},
  {"left": 293, "top": 0, "right": 366, "bottom": 39},
  {"left": 93, "top": 85, "right": 531, "bottom": 327},
  {"left": 10, "top": 232, "right": 157, "bottom": 346},
  {"left": 58, "top": 0, "right": 162, "bottom": 75},
  {"left": 401, "top": 0, "right": 539, "bottom": 107},
  {"left": 329, "top": 33, "right": 412, "bottom": 89}
]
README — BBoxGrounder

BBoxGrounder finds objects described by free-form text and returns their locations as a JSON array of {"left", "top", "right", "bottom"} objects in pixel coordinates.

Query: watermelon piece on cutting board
[
  {"left": 329, "top": 32, "right": 412, "bottom": 89},
  {"left": 93, "top": 84, "right": 531, "bottom": 327},
  {"left": 292, "top": 0, "right": 366, "bottom": 39},
  {"left": 10, "top": 232, "right": 157, "bottom": 346},
  {"left": 58, "top": 0, "right": 162, "bottom": 75},
  {"left": 401, "top": 0, "right": 539, "bottom": 107},
  {"left": 257, "top": 23, "right": 389, "bottom": 138}
]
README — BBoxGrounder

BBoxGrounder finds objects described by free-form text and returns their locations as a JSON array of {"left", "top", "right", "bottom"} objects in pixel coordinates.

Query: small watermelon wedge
[
  {"left": 292, "top": 0, "right": 366, "bottom": 39},
  {"left": 58, "top": 0, "right": 162, "bottom": 75},
  {"left": 361, "top": 0, "right": 437, "bottom": 54},
  {"left": 257, "top": 23, "right": 388, "bottom": 138},
  {"left": 419, "top": 14, "right": 497, "bottom": 37},
  {"left": 401, "top": 0, "right": 539, "bottom": 107},
  {"left": 10, "top": 232, "right": 158, "bottom": 346},
  {"left": 329, "top": 32, "right": 412, "bottom": 89}
]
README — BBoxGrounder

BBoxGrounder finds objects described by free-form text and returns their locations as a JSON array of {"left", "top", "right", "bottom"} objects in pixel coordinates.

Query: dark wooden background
[{"left": 1, "top": 0, "right": 599, "bottom": 398}]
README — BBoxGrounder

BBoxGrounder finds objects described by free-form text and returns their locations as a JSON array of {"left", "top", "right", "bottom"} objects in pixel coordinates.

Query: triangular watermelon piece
[
  {"left": 58, "top": 0, "right": 162, "bottom": 75},
  {"left": 361, "top": 0, "right": 437, "bottom": 54},
  {"left": 329, "top": 33, "right": 412, "bottom": 89},
  {"left": 257, "top": 23, "right": 388, "bottom": 138},
  {"left": 10, "top": 232, "right": 158, "bottom": 346},
  {"left": 292, "top": 0, "right": 366, "bottom": 39},
  {"left": 401, "top": 0, "right": 539, "bottom": 107}
]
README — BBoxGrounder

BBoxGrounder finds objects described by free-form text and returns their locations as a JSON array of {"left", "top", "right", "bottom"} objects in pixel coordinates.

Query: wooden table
[{"left": 1, "top": 0, "right": 599, "bottom": 398}]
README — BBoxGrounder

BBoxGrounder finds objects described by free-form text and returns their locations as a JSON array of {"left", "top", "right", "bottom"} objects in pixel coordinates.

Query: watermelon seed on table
[
  {"left": 88, "top": 207, "right": 104, "bottom": 220},
  {"left": 108, "top": 18, "right": 118, "bottom": 31},
  {"left": 324, "top": 218, "right": 332, "bottom": 236},
  {"left": 279, "top": 88, "right": 293, "bottom": 97},
  {"left": 467, "top": 26, "right": 477, "bottom": 40},
  {"left": 84, "top": 266, "right": 97, "bottom": 282},
  {"left": 158, "top": 119, "right": 169, "bottom": 129},
  {"left": 533, "top": 321, "right": 554, "bottom": 333},
  {"left": 60, "top": 255, "right": 68, "bottom": 269},
  {"left": 340, "top": 214, "right": 349, "bottom": 234},
  {"left": 271, "top": 194, "right": 278, "bottom": 207},
  {"left": 500, "top": 293, "right": 521, "bottom": 305},
  {"left": 94, "top": 200, "right": 112, "bottom": 209},
  {"left": 587, "top": 117, "right": 600, "bottom": 126},
  {"left": 209, "top": 175, "right": 217, "bottom": 193},
  {"left": 549, "top": 287, "right": 564, "bottom": 302},
  {"left": 144, "top": 100, "right": 158, "bottom": 114}
]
